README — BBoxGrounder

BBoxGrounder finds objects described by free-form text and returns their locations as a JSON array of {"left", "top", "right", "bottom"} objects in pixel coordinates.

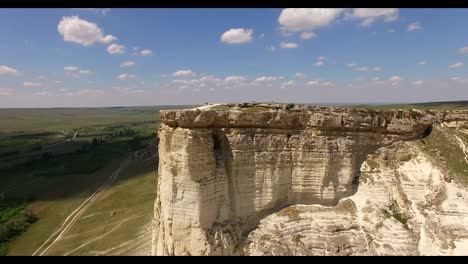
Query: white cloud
[
  {"left": 357, "top": 67, "right": 368, "bottom": 72},
  {"left": 306, "top": 79, "right": 334, "bottom": 87},
  {"left": 267, "top": 45, "right": 276, "bottom": 52},
  {"left": 349, "top": 8, "right": 399, "bottom": 27},
  {"left": 412, "top": 80, "right": 423, "bottom": 85},
  {"left": 372, "top": 66, "right": 382, "bottom": 71},
  {"left": 307, "top": 80, "right": 320, "bottom": 86},
  {"left": 140, "top": 49, "right": 153, "bottom": 56},
  {"left": 118, "top": 74, "right": 136, "bottom": 80},
  {"left": 347, "top": 63, "right": 357, "bottom": 68},
  {"left": 107, "top": 43, "right": 125, "bottom": 54},
  {"left": 64, "top": 66, "right": 92, "bottom": 78},
  {"left": 79, "top": 69, "right": 92, "bottom": 75},
  {"left": 254, "top": 76, "right": 278, "bottom": 84},
  {"left": 120, "top": 61, "right": 136, "bottom": 68},
  {"left": 278, "top": 8, "right": 344, "bottom": 32},
  {"left": 449, "top": 62, "right": 464, "bottom": 69},
  {"left": 101, "top": 8, "right": 110, "bottom": 15},
  {"left": 38, "top": 75, "right": 48, "bottom": 81},
  {"left": 314, "top": 56, "right": 326, "bottom": 67},
  {"left": 173, "top": 70, "right": 195, "bottom": 78},
  {"left": 0, "top": 65, "right": 19, "bottom": 75},
  {"left": 418, "top": 61, "right": 427, "bottom": 65},
  {"left": 58, "top": 16, "right": 116, "bottom": 46},
  {"left": 259, "top": 33, "right": 265, "bottom": 39},
  {"left": 388, "top": 29, "right": 395, "bottom": 33},
  {"left": 315, "top": 61, "right": 324, "bottom": 66},
  {"left": 280, "top": 80, "right": 295, "bottom": 89},
  {"left": 64, "top": 66, "right": 79, "bottom": 71},
  {"left": 280, "top": 42, "right": 299, "bottom": 49},
  {"left": 407, "top": 22, "right": 422, "bottom": 32},
  {"left": 451, "top": 76, "right": 460, "bottom": 81},
  {"left": 458, "top": 46, "right": 468, "bottom": 54},
  {"left": 389, "top": 76, "right": 402, "bottom": 82},
  {"left": 23, "top": 82, "right": 42, "bottom": 87},
  {"left": 372, "top": 77, "right": 381, "bottom": 81},
  {"left": 220, "top": 28, "right": 254, "bottom": 44},
  {"left": 0, "top": 88, "right": 13, "bottom": 96},
  {"left": 295, "top": 72, "right": 306, "bottom": 78},
  {"left": 32, "top": 91, "right": 50, "bottom": 96},
  {"left": 224, "top": 76, "right": 247, "bottom": 83},
  {"left": 300, "top": 32, "right": 317, "bottom": 39}
]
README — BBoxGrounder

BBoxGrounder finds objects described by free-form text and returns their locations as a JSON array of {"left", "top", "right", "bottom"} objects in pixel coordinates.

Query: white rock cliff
[{"left": 152, "top": 103, "right": 468, "bottom": 256}]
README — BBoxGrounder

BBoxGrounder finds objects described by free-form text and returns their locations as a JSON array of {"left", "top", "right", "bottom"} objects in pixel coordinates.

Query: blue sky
[{"left": 1, "top": 8, "right": 468, "bottom": 107}]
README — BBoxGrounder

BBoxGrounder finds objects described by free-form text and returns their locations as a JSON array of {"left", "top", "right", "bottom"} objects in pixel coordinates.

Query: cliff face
[{"left": 152, "top": 103, "right": 468, "bottom": 255}]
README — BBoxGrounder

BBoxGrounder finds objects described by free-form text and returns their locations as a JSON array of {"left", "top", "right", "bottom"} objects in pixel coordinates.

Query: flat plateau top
[{"left": 158, "top": 103, "right": 447, "bottom": 137}]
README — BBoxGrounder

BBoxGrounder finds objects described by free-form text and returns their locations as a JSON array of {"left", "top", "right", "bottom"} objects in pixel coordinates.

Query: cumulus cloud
[
  {"left": 23, "top": 82, "right": 42, "bottom": 87},
  {"left": 389, "top": 76, "right": 402, "bottom": 82},
  {"left": 0, "top": 65, "right": 19, "bottom": 75},
  {"left": 267, "top": 45, "right": 276, "bottom": 52},
  {"left": 413, "top": 80, "right": 423, "bottom": 85},
  {"left": 224, "top": 76, "right": 247, "bottom": 83},
  {"left": 307, "top": 79, "right": 334, "bottom": 87},
  {"left": 372, "top": 66, "right": 382, "bottom": 71},
  {"left": 118, "top": 74, "right": 136, "bottom": 80},
  {"left": 347, "top": 63, "right": 357, "bottom": 68},
  {"left": 314, "top": 56, "right": 326, "bottom": 67},
  {"left": 107, "top": 43, "right": 125, "bottom": 54},
  {"left": 280, "top": 80, "right": 295, "bottom": 89},
  {"left": 449, "top": 62, "right": 464, "bottom": 69},
  {"left": 280, "top": 42, "right": 299, "bottom": 49},
  {"left": 140, "top": 49, "right": 153, "bottom": 56},
  {"left": 64, "top": 66, "right": 93, "bottom": 78},
  {"left": 58, "top": 16, "right": 116, "bottom": 46},
  {"left": 0, "top": 88, "right": 12, "bottom": 96},
  {"left": 418, "top": 61, "right": 427, "bottom": 65},
  {"left": 278, "top": 8, "right": 344, "bottom": 33},
  {"left": 254, "top": 76, "right": 278, "bottom": 82},
  {"left": 356, "top": 67, "right": 368, "bottom": 72},
  {"left": 173, "top": 70, "right": 195, "bottom": 78},
  {"left": 220, "top": 28, "right": 254, "bottom": 44},
  {"left": 348, "top": 8, "right": 399, "bottom": 27},
  {"left": 459, "top": 46, "right": 468, "bottom": 54},
  {"left": 120, "top": 61, "right": 136, "bottom": 68},
  {"left": 295, "top": 72, "right": 307, "bottom": 78},
  {"left": 300, "top": 32, "right": 317, "bottom": 39},
  {"left": 407, "top": 22, "right": 422, "bottom": 31}
]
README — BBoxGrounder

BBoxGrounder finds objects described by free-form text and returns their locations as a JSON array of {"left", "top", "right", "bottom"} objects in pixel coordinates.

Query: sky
[{"left": 1, "top": 8, "right": 468, "bottom": 107}]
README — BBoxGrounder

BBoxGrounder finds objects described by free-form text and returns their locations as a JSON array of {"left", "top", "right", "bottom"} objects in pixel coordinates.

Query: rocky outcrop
[
  {"left": 246, "top": 140, "right": 468, "bottom": 255},
  {"left": 151, "top": 103, "right": 440, "bottom": 256}
]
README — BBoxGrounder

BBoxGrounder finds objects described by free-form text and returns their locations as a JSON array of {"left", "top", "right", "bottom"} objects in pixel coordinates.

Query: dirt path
[
  {"left": 31, "top": 156, "right": 131, "bottom": 256},
  {"left": 454, "top": 134, "right": 468, "bottom": 164},
  {"left": 42, "top": 131, "right": 78, "bottom": 150},
  {"left": 63, "top": 212, "right": 150, "bottom": 256}
]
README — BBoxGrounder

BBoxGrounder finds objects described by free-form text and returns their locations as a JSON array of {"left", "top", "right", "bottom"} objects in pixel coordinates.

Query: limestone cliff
[{"left": 152, "top": 103, "right": 468, "bottom": 256}]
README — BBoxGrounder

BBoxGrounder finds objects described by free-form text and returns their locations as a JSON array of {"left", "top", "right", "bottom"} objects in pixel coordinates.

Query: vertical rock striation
[{"left": 152, "top": 103, "right": 434, "bottom": 255}]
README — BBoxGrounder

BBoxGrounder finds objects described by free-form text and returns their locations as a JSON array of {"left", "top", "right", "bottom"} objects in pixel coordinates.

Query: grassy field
[
  {"left": 354, "top": 100, "right": 468, "bottom": 111},
  {"left": 0, "top": 105, "right": 195, "bottom": 255}
]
